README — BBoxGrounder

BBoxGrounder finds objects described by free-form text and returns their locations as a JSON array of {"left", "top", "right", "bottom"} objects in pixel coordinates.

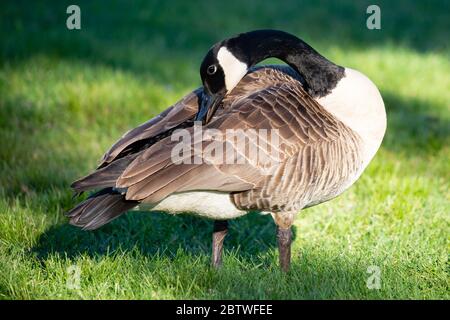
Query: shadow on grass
[
  {"left": 31, "top": 213, "right": 382, "bottom": 299},
  {"left": 382, "top": 92, "right": 450, "bottom": 154},
  {"left": 0, "top": 0, "right": 448, "bottom": 77},
  {"left": 32, "top": 212, "right": 394, "bottom": 299},
  {"left": 32, "top": 210, "right": 296, "bottom": 264}
]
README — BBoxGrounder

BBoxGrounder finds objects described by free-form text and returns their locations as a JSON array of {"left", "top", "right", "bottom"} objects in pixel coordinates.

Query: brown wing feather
[
  {"left": 115, "top": 66, "right": 361, "bottom": 212},
  {"left": 71, "top": 89, "right": 201, "bottom": 193}
]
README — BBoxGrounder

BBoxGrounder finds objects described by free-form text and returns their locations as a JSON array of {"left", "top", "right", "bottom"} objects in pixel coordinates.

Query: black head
[
  {"left": 199, "top": 30, "right": 303, "bottom": 98},
  {"left": 196, "top": 40, "right": 250, "bottom": 123},
  {"left": 196, "top": 30, "right": 343, "bottom": 123},
  {"left": 199, "top": 47, "right": 226, "bottom": 96}
]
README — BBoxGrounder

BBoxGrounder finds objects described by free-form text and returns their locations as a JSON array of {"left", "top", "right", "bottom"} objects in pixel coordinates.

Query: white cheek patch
[{"left": 217, "top": 47, "right": 248, "bottom": 92}]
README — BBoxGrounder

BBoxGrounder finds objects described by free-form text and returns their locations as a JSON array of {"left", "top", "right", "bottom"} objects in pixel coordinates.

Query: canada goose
[{"left": 67, "top": 30, "right": 386, "bottom": 271}]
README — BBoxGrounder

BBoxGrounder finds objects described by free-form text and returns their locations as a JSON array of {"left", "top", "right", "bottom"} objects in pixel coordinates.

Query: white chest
[{"left": 317, "top": 68, "right": 387, "bottom": 168}]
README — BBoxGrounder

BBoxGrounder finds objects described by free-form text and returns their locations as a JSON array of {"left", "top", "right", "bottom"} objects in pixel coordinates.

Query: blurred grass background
[{"left": 0, "top": 0, "right": 448, "bottom": 299}]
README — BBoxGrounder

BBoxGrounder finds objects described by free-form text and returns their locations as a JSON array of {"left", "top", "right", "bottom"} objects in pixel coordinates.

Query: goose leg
[
  {"left": 277, "top": 226, "right": 292, "bottom": 272},
  {"left": 271, "top": 212, "right": 294, "bottom": 272},
  {"left": 212, "top": 220, "right": 228, "bottom": 268}
]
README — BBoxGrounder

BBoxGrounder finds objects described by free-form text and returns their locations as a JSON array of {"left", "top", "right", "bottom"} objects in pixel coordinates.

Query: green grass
[{"left": 0, "top": 0, "right": 449, "bottom": 299}]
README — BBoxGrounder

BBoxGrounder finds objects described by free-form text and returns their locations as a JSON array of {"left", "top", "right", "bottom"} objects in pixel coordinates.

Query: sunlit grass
[{"left": 0, "top": 0, "right": 448, "bottom": 299}]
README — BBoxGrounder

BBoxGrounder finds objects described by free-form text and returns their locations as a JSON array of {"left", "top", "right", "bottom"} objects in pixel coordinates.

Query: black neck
[{"left": 224, "top": 30, "right": 344, "bottom": 97}]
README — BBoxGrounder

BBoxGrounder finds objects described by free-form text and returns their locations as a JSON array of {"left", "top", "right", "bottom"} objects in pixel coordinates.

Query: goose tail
[{"left": 66, "top": 188, "right": 137, "bottom": 230}]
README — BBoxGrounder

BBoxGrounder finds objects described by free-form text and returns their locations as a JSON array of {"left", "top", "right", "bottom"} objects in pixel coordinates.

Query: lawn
[{"left": 0, "top": 0, "right": 448, "bottom": 299}]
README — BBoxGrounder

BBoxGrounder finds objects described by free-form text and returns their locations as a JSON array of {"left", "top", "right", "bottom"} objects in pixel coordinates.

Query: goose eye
[{"left": 207, "top": 65, "right": 217, "bottom": 75}]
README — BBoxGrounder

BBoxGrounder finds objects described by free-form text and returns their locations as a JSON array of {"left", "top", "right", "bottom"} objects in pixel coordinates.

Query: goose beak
[{"left": 195, "top": 91, "right": 225, "bottom": 124}]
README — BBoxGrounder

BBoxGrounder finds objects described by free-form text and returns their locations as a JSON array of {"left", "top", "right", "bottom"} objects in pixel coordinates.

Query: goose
[{"left": 67, "top": 30, "right": 386, "bottom": 271}]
